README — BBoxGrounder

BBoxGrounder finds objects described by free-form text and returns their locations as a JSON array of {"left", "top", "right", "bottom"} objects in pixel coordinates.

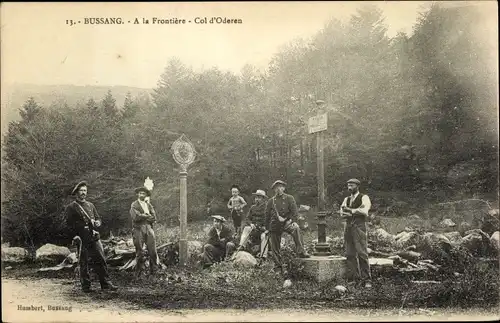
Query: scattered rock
[
  {"left": 397, "top": 250, "right": 421, "bottom": 263},
  {"left": 232, "top": 251, "right": 257, "bottom": 268},
  {"left": 188, "top": 240, "right": 203, "bottom": 256},
  {"left": 371, "top": 228, "right": 396, "bottom": 247},
  {"left": 283, "top": 279, "right": 292, "bottom": 288},
  {"left": 5, "top": 266, "right": 13, "bottom": 270},
  {"left": 439, "top": 218, "right": 456, "bottom": 228},
  {"left": 1, "top": 247, "right": 29, "bottom": 263},
  {"left": 443, "top": 231, "right": 463, "bottom": 246},
  {"left": 409, "top": 214, "right": 421, "bottom": 220},
  {"left": 35, "top": 244, "right": 70, "bottom": 264},
  {"left": 417, "top": 233, "right": 452, "bottom": 262},
  {"left": 395, "top": 231, "right": 421, "bottom": 248},
  {"left": 460, "top": 230, "right": 491, "bottom": 256},
  {"left": 490, "top": 231, "right": 499, "bottom": 252},
  {"left": 334, "top": 285, "right": 347, "bottom": 294},
  {"left": 459, "top": 222, "right": 472, "bottom": 235}
]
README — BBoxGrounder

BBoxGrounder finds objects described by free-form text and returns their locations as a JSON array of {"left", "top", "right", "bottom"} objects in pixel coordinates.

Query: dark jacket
[
  {"left": 65, "top": 200, "right": 101, "bottom": 242},
  {"left": 130, "top": 200, "right": 157, "bottom": 228},
  {"left": 265, "top": 193, "right": 298, "bottom": 232},
  {"left": 246, "top": 200, "right": 267, "bottom": 228},
  {"left": 206, "top": 224, "right": 234, "bottom": 250}
]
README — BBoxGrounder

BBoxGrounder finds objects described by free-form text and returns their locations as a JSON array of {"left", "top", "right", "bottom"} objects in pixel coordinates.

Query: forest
[{"left": 1, "top": 4, "right": 498, "bottom": 247}]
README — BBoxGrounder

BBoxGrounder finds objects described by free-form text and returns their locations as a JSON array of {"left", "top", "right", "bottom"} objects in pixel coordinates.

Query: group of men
[{"left": 65, "top": 177, "right": 373, "bottom": 293}]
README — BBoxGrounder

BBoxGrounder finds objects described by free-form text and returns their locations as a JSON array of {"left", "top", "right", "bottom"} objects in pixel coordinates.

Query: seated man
[
  {"left": 201, "top": 215, "right": 236, "bottom": 268},
  {"left": 237, "top": 189, "right": 269, "bottom": 259}
]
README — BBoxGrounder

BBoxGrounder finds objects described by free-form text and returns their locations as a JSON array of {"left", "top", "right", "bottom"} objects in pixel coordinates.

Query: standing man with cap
[
  {"left": 130, "top": 186, "right": 159, "bottom": 276},
  {"left": 201, "top": 215, "right": 236, "bottom": 268},
  {"left": 340, "top": 178, "right": 372, "bottom": 288},
  {"left": 237, "top": 189, "right": 269, "bottom": 259},
  {"left": 265, "top": 180, "right": 310, "bottom": 276},
  {"left": 65, "top": 181, "right": 117, "bottom": 292}
]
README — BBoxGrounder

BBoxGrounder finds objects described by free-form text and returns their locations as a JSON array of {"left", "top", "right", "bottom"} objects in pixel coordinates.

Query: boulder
[
  {"left": 460, "top": 229, "right": 492, "bottom": 256},
  {"left": 481, "top": 209, "right": 500, "bottom": 236},
  {"left": 35, "top": 244, "right": 70, "bottom": 264},
  {"left": 459, "top": 222, "right": 472, "bottom": 235},
  {"left": 417, "top": 233, "right": 452, "bottom": 262},
  {"left": 443, "top": 231, "right": 463, "bottom": 246},
  {"left": 490, "top": 231, "right": 499, "bottom": 252},
  {"left": 370, "top": 228, "right": 396, "bottom": 248},
  {"left": 439, "top": 218, "right": 457, "bottom": 230},
  {"left": 1, "top": 247, "right": 30, "bottom": 263},
  {"left": 232, "top": 251, "right": 257, "bottom": 268},
  {"left": 395, "top": 231, "right": 421, "bottom": 248},
  {"left": 409, "top": 214, "right": 421, "bottom": 220}
]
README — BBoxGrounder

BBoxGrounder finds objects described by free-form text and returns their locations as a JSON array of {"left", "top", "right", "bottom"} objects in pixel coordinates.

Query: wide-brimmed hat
[
  {"left": 211, "top": 215, "right": 226, "bottom": 222},
  {"left": 271, "top": 180, "right": 286, "bottom": 189},
  {"left": 347, "top": 178, "right": 361, "bottom": 185},
  {"left": 71, "top": 181, "right": 88, "bottom": 195},
  {"left": 134, "top": 186, "right": 151, "bottom": 196},
  {"left": 252, "top": 189, "right": 267, "bottom": 198}
]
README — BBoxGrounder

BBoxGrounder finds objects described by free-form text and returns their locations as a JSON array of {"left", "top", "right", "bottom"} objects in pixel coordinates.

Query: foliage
[{"left": 1, "top": 3, "right": 498, "bottom": 247}]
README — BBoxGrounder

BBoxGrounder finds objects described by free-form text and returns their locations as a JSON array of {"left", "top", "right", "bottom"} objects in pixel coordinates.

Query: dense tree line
[{"left": 1, "top": 4, "right": 497, "bottom": 247}]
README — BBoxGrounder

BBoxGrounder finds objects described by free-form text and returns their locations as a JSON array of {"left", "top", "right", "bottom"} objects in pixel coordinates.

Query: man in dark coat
[
  {"left": 130, "top": 186, "right": 159, "bottom": 276},
  {"left": 201, "top": 215, "right": 236, "bottom": 268},
  {"left": 265, "top": 180, "right": 310, "bottom": 275},
  {"left": 65, "top": 181, "right": 117, "bottom": 292},
  {"left": 340, "top": 178, "right": 372, "bottom": 288},
  {"left": 237, "top": 189, "right": 269, "bottom": 258}
]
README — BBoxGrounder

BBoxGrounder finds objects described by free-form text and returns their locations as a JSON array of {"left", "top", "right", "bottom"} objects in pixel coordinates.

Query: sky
[{"left": 0, "top": 1, "right": 492, "bottom": 89}]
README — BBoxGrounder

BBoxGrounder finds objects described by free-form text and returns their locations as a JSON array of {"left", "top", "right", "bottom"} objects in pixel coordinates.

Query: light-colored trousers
[
  {"left": 239, "top": 225, "right": 269, "bottom": 257},
  {"left": 133, "top": 223, "right": 159, "bottom": 274}
]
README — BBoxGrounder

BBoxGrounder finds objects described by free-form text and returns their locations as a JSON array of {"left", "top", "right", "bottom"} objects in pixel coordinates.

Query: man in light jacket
[{"left": 130, "top": 186, "right": 159, "bottom": 276}]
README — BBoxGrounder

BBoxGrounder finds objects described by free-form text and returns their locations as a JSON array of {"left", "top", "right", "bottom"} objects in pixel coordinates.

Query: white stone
[
  {"left": 35, "top": 244, "right": 70, "bottom": 263},
  {"left": 232, "top": 251, "right": 257, "bottom": 268},
  {"left": 489, "top": 231, "right": 499, "bottom": 252},
  {"left": 1, "top": 247, "right": 29, "bottom": 263}
]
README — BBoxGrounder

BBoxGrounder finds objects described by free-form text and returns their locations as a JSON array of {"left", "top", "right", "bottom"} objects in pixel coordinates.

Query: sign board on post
[{"left": 308, "top": 113, "right": 328, "bottom": 134}]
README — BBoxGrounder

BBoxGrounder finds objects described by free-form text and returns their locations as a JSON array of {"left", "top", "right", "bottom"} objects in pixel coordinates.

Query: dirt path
[{"left": 2, "top": 277, "right": 498, "bottom": 322}]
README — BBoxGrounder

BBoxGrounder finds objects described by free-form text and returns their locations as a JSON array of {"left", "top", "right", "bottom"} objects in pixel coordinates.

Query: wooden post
[
  {"left": 179, "top": 165, "right": 188, "bottom": 266},
  {"left": 171, "top": 134, "right": 196, "bottom": 267}
]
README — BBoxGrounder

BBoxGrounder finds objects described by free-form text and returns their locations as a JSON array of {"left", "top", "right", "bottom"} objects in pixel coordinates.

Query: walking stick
[{"left": 257, "top": 233, "right": 270, "bottom": 267}]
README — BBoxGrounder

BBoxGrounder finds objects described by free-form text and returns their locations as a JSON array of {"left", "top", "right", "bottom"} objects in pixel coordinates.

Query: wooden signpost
[{"left": 171, "top": 134, "right": 197, "bottom": 266}]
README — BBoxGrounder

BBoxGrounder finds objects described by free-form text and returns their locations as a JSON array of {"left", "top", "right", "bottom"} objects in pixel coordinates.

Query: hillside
[{"left": 1, "top": 83, "right": 153, "bottom": 136}]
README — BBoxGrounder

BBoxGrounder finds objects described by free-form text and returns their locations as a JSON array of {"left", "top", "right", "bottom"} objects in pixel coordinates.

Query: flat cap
[
  {"left": 211, "top": 215, "right": 226, "bottom": 222},
  {"left": 271, "top": 180, "right": 287, "bottom": 189},
  {"left": 71, "top": 181, "right": 88, "bottom": 195},
  {"left": 347, "top": 178, "right": 361, "bottom": 185},
  {"left": 134, "top": 186, "right": 151, "bottom": 196}
]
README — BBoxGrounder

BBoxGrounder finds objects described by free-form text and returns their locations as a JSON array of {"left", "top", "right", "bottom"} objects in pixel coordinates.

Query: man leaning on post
[{"left": 340, "top": 178, "right": 372, "bottom": 288}]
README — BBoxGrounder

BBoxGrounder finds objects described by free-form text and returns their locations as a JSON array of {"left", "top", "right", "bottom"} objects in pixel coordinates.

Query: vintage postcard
[{"left": 1, "top": 1, "right": 499, "bottom": 322}]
